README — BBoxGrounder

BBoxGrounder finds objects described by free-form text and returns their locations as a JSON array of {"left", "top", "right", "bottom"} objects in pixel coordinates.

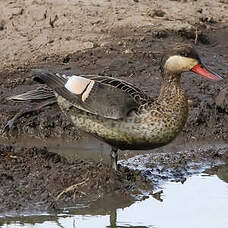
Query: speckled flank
[{"left": 57, "top": 76, "right": 188, "bottom": 150}]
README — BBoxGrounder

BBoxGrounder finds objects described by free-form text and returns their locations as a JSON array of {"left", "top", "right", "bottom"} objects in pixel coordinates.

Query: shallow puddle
[
  {"left": 1, "top": 163, "right": 228, "bottom": 228},
  {"left": 1, "top": 134, "right": 227, "bottom": 164}
]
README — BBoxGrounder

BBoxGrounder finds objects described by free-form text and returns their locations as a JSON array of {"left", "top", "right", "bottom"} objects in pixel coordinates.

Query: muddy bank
[
  {"left": 0, "top": 0, "right": 227, "bottom": 215},
  {"left": 0, "top": 27, "right": 228, "bottom": 213},
  {"left": 0, "top": 0, "right": 227, "bottom": 72},
  {"left": 0, "top": 26, "right": 228, "bottom": 213},
  {"left": 1, "top": 27, "right": 227, "bottom": 142},
  {"left": 0, "top": 140, "right": 227, "bottom": 214},
  {"left": 0, "top": 143, "right": 152, "bottom": 214}
]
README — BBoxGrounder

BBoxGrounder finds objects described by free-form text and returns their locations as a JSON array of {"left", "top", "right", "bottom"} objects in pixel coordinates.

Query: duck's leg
[
  {"left": 3, "top": 98, "right": 56, "bottom": 132},
  {"left": 111, "top": 147, "right": 119, "bottom": 171}
]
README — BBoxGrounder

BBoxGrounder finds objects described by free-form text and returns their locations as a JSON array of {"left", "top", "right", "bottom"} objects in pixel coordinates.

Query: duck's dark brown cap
[{"left": 160, "top": 44, "right": 201, "bottom": 72}]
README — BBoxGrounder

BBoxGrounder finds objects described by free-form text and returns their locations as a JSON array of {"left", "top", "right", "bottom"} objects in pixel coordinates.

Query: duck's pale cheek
[{"left": 165, "top": 56, "right": 198, "bottom": 72}]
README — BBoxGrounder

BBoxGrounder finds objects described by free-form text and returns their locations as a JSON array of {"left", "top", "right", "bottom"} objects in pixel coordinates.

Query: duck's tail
[
  {"left": 4, "top": 86, "right": 57, "bottom": 132},
  {"left": 7, "top": 68, "right": 67, "bottom": 103},
  {"left": 7, "top": 86, "right": 57, "bottom": 103}
]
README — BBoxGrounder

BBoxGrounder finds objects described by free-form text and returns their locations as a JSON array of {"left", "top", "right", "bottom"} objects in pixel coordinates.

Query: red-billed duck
[{"left": 5, "top": 44, "right": 223, "bottom": 170}]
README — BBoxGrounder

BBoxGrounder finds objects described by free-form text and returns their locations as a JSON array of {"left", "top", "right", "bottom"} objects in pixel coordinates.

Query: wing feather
[
  {"left": 32, "top": 70, "right": 151, "bottom": 119},
  {"left": 80, "top": 75, "right": 151, "bottom": 104}
]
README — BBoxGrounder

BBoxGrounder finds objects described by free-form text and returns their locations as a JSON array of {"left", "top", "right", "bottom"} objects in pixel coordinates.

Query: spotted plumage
[{"left": 5, "top": 44, "right": 223, "bottom": 170}]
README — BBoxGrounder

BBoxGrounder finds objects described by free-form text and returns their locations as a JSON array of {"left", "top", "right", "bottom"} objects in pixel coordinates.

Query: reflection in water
[
  {"left": 1, "top": 135, "right": 227, "bottom": 165},
  {"left": 0, "top": 133, "right": 111, "bottom": 163},
  {"left": 1, "top": 166, "right": 228, "bottom": 228}
]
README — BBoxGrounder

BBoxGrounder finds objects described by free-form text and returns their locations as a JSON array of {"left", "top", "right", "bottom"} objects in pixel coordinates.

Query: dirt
[
  {"left": 0, "top": 144, "right": 146, "bottom": 215},
  {"left": 0, "top": 0, "right": 228, "bottom": 214}
]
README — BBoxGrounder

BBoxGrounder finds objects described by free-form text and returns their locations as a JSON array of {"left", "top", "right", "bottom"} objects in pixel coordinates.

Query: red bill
[{"left": 191, "top": 64, "right": 223, "bottom": 81}]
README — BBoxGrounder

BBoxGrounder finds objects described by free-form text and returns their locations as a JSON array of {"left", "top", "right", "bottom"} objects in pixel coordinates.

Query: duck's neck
[
  {"left": 158, "top": 72, "right": 183, "bottom": 102},
  {"left": 156, "top": 71, "right": 188, "bottom": 120},
  {"left": 155, "top": 71, "right": 189, "bottom": 133}
]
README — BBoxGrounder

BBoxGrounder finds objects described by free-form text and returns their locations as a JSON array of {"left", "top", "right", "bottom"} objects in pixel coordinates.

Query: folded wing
[{"left": 32, "top": 69, "right": 150, "bottom": 119}]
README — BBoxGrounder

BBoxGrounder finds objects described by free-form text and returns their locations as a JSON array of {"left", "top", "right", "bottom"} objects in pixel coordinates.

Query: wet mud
[
  {"left": 0, "top": 0, "right": 228, "bottom": 214},
  {"left": 0, "top": 143, "right": 146, "bottom": 215}
]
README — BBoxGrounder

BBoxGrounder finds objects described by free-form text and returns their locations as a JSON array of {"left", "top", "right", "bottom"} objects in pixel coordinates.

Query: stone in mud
[{"left": 0, "top": 20, "right": 6, "bottom": 31}]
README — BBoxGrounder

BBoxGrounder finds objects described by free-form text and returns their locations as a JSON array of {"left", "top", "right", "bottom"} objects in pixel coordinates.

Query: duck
[{"left": 5, "top": 44, "right": 223, "bottom": 171}]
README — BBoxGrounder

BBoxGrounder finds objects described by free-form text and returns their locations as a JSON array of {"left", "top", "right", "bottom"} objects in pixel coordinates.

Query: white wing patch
[{"left": 64, "top": 76, "right": 95, "bottom": 102}]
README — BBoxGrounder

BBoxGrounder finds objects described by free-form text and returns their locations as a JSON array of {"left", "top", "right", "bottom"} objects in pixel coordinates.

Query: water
[{"left": 1, "top": 164, "right": 228, "bottom": 228}]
